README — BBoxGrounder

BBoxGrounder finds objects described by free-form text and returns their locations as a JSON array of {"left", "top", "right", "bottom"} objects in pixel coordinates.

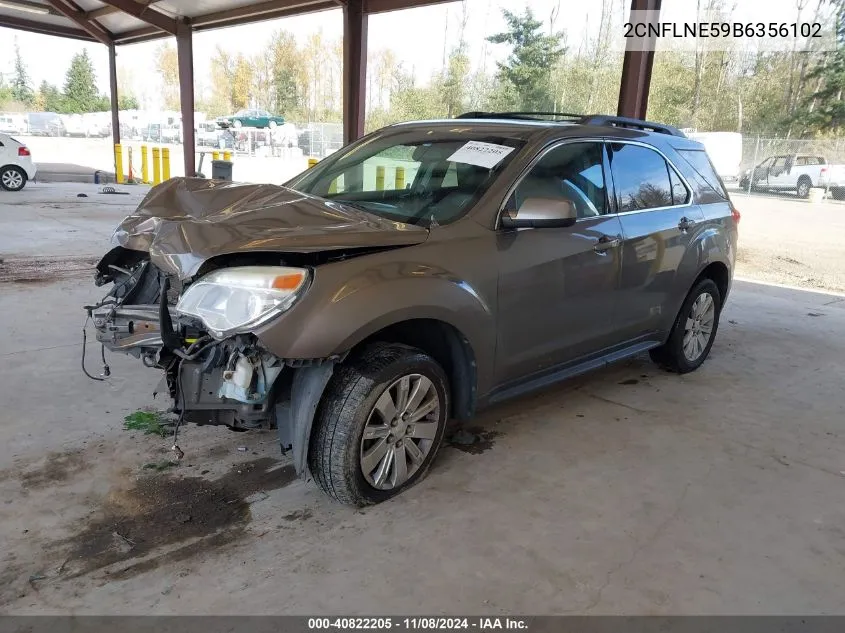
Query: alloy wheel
[
  {"left": 360, "top": 374, "right": 440, "bottom": 490},
  {"left": 1, "top": 169, "right": 23, "bottom": 190},
  {"left": 683, "top": 292, "right": 716, "bottom": 362}
]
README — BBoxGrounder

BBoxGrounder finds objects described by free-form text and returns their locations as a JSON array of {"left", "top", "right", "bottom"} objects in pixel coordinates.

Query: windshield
[{"left": 287, "top": 129, "right": 525, "bottom": 226}]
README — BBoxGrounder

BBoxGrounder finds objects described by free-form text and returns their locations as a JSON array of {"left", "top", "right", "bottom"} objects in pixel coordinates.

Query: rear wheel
[
  {"left": 797, "top": 176, "right": 812, "bottom": 198},
  {"left": 650, "top": 278, "right": 722, "bottom": 374},
  {"left": 0, "top": 165, "right": 26, "bottom": 191},
  {"left": 309, "top": 342, "right": 449, "bottom": 506}
]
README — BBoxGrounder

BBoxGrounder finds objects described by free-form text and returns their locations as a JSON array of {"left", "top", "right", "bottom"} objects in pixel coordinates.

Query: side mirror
[{"left": 500, "top": 197, "right": 577, "bottom": 229}]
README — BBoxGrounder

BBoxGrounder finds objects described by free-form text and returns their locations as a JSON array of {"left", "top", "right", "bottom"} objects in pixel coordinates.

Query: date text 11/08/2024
[{"left": 307, "top": 618, "right": 529, "bottom": 630}]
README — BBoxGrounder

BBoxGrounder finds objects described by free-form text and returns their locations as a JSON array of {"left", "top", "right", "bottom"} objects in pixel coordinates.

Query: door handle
[
  {"left": 593, "top": 235, "right": 621, "bottom": 253},
  {"left": 678, "top": 217, "right": 696, "bottom": 231}
]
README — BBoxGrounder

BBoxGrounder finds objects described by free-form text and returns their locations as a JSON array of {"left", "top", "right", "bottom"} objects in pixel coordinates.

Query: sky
[{"left": 0, "top": 0, "right": 823, "bottom": 110}]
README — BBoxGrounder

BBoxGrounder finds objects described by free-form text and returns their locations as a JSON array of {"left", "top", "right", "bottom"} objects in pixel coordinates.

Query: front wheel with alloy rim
[
  {"left": 0, "top": 165, "right": 26, "bottom": 191},
  {"left": 649, "top": 278, "right": 722, "bottom": 373},
  {"left": 309, "top": 342, "right": 449, "bottom": 505}
]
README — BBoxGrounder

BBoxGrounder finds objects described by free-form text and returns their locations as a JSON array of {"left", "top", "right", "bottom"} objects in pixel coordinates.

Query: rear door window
[
  {"left": 608, "top": 143, "right": 678, "bottom": 212},
  {"left": 676, "top": 148, "right": 728, "bottom": 199}
]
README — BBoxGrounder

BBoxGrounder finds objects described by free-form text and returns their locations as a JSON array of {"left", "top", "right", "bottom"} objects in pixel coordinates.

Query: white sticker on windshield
[{"left": 447, "top": 141, "right": 515, "bottom": 169}]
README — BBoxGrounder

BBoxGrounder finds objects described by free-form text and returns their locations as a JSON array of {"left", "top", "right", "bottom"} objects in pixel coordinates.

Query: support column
[
  {"left": 342, "top": 0, "right": 367, "bottom": 144},
  {"left": 176, "top": 19, "right": 196, "bottom": 177},
  {"left": 108, "top": 43, "right": 120, "bottom": 146},
  {"left": 617, "top": 0, "right": 662, "bottom": 119}
]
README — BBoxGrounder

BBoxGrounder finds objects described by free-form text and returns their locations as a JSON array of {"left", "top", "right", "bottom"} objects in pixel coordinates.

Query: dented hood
[{"left": 113, "top": 177, "right": 429, "bottom": 279}]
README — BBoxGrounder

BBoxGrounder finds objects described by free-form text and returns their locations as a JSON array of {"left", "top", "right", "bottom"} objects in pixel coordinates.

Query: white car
[{"left": 0, "top": 133, "right": 37, "bottom": 191}]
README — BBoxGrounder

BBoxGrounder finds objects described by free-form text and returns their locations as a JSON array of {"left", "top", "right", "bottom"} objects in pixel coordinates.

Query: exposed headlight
[{"left": 176, "top": 266, "right": 309, "bottom": 338}]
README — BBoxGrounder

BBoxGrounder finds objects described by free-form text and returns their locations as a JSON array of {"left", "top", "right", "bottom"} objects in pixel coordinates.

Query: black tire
[
  {"left": 831, "top": 187, "right": 845, "bottom": 201},
  {"left": 309, "top": 342, "right": 449, "bottom": 506},
  {"left": 650, "top": 278, "right": 722, "bottom": 374},
  {"left": 739, "top": 177, "right": 749, "bottom": 190},
  {"left": 797, "top": 176, "right": 812, "bottom": 199},
  {"left": 0, "top": 165, "right": 27, "bottom": 191}
]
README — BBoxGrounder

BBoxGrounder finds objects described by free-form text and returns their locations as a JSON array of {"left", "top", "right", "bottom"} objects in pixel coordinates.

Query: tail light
[
  {"left": 18, "top": 146, "right": 30, "bottom": 157},
  {"left": 731, "top": 207, "right": 741, "bottom": 225},
  {"left": 821, "top": 167, "right": 828, "bottom": 175}
]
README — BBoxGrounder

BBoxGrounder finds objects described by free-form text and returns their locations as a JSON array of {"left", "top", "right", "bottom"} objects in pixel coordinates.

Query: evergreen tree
[
  {"left": 0, "top": 76, "right": 13, "bottom": 108},
  {"left": 118, "top": 93, "right": 140, "bottom": 110},
  {"left": 63, "top": 50, "right": 101, "bottom": 113},
  {"left": 487, "top": 9, "right": 565, "bottom": 111},
  {"left": 37, "top": 80, "right": 65, "bottom": 112},
  {"left": 797, "top": 0, "right": 845, "bottom": 134},
  {"left": 270, "top": 31, "right": 306, "bottom": 116},
  {"left": 12, "top": 41, "right": 34, "bottom": 106},
  {"left": 439, "top": 45, "right": 471, "bottom": 118}
]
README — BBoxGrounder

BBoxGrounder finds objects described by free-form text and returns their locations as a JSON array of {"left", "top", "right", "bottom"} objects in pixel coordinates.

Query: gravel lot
[{"left": 730, "top": 189, "right": 845, "bottom": 292}]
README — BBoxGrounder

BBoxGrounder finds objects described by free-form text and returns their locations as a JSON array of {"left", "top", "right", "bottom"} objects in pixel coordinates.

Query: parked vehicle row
[{"left": 87, "top": 112, "right": 738, "bottom": 506}]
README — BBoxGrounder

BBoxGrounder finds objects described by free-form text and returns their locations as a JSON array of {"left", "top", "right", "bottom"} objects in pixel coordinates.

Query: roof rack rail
[
  {"left": 456, "top": 111, "right": 583, "bottom": 121},
  {"left": 579, "top": 115, "right": 686, "bottom": 138}
]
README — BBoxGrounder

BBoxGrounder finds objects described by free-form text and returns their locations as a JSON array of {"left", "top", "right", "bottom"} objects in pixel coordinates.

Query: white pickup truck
[{"left": 740, "top": 154, "right": 845, "bottom": 199}]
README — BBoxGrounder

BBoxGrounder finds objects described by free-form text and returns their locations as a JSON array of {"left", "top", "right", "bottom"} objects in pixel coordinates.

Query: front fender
[{"left": 254, "top": 259, "right": 497, "bottom": 395}]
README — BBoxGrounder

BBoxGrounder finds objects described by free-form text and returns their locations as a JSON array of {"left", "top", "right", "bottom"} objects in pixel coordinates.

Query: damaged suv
[{"left": 87, "top": 113, "right": 738, "bottom": 505}]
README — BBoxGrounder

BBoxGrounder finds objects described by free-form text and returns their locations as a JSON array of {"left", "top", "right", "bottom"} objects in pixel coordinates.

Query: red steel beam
[
  {"left": 44, "top": 0, "right": 114, "bottom": 44},
  {"left": 176, "top": 20, "right": 196, "bottom": 177},
  {"left": 617, "top": 0, "right": 662, "bottom": 119},
  {"left": 343, "top": 0, "right": 367, "bottom": 144},
  {"left": 364, "top": 0, "right": 455, "bottom": 13},
  {"left": 97, "top": 0, "right": 177, "bottom": 34},
  {"left": 108, "top": 43, "right": 121, "bottom": 146},
  {"left": 86, "top": 0, "right": 157, "bottom": 20}
]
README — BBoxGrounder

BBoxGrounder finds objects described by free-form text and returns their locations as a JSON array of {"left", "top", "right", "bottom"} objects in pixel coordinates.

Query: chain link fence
[{"left": 738, "top": 136, "right": 845, "bottom": 201}]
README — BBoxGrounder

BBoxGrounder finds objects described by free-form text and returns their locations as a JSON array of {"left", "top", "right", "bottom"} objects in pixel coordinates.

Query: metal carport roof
[
  {"left": 0, "top": 0, "right": 455, "bottom": 45},
  {"left": 0, "top": 0, "right": 662, "bottom": 178}
]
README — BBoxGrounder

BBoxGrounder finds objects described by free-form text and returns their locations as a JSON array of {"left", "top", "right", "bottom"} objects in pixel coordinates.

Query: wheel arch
[
  {"left": 351, "top": 318, "right": 478, "bottom": 421},
  {"left": 695, "top": 261, "right": 730, "bottom": 305}
]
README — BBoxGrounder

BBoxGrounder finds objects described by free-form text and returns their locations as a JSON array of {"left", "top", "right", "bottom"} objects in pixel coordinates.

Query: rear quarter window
[{"left": 676, "top": 149, "right": 729, "bottom": 200}]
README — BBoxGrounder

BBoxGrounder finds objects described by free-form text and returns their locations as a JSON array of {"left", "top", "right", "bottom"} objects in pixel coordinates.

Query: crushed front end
[
  {"left": 86, "top": 250, "right": 296, "bottom": 432},
  {"left": 82, "top": 177, "right": 428, "bottom": 473}
]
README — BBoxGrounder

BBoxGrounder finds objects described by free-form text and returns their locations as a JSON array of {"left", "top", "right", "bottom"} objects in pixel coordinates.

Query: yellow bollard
[
  {"left": 375, "top": 165, "right": 385, "bottom": 191},
  {"left": 212, "top": 150, "right": 220, "bottom": 161},
  {"left": 223, "top": 150, "right": 233, "bottom": 162},
  {"left": 395, "top": 166, "right": 405, "bottom": 190},
  {"left": 114, "top": 144, "right": 124, "bottom": 184},
  {"left": 162, "top": 147, "right": 171, "bottom": 181},
  {"left": 140, "top": 145, "right": 149, "bottom": 184},
  {"left": 307, "top": 157, "right": 318, "bottom": 169},
  {"left": 152, "top": 147, "right": 161, "bottom": 186}
]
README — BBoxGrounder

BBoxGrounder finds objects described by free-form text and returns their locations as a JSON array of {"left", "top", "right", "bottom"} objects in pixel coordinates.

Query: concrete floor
[{"left": 1, "top": 184, "right": 845, "bottom": 614}]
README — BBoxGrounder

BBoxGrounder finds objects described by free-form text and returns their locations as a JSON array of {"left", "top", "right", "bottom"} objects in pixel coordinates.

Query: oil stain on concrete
[
  {"left": 59, "top": 457, "right": 296, "bottom": 580},
  {"left": 448, "top": 426, "right": 500, "bottom": 455},
  {"left": 0, "top": 256, "right": 97, "bottom": 284},
  {"left": 19, "top": 450, "right": 88, "bottom": 490}
]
